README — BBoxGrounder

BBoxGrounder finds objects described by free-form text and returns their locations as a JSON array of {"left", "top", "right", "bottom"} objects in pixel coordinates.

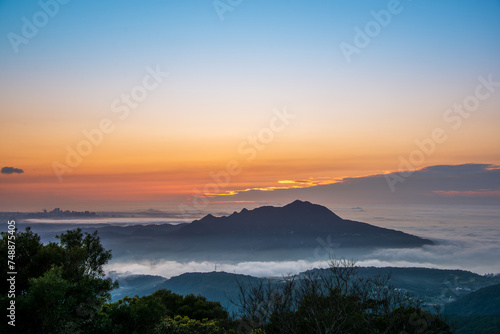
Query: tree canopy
[{"left": 0, "top": 227, "right": 116, "bottom": 334}]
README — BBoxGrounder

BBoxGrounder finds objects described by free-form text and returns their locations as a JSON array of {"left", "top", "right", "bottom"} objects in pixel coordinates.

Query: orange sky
[{"left": 1, "top": 1, "right": 500, "bottom": 212}]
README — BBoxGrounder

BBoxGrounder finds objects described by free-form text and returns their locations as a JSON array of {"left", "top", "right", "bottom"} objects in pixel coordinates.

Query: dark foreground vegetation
[
  {"left": 1, "top": 228, "right": 455, "bottom": 333},
  {"left": 443, "top": 284, "right": 500, "bottom": 334}
]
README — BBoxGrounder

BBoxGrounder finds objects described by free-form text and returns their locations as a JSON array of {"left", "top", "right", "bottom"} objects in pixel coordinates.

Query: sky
[{"left": 1, "top": 0, "right": 499, "bottom": 212}]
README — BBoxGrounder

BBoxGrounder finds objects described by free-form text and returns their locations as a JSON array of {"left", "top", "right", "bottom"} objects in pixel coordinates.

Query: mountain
[
  {"left": 445, "top": 283, "right": 500, "bottom": 316},
  {"left": 158, "top": 272, "right": 265, "bottom": 312},
  {"left": 109, "top": 271, "right": 265, "bottom": 313},
  {"left": 171, "top": 200, "right": 433, "bottom": 250},
  {"left": 177, "top": 200, "right": 342, "bottom": 236},
  {"left": 86, "top": 223, "right": 186, "bottom": 237},
  {"left": 110, "top": 274, "right": 168, "bottom": 301},
  {"left": 110, "top": 268, "right": 500, "bottom": 313},
  {"left": 444, "top": 284, "right": 500, "bottom": 334},
  {"left": 27, "top": 200, "right": 434, "bottom": 262}
]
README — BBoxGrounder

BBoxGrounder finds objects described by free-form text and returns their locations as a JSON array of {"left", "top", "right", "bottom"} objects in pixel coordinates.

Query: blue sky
[{"left": 1, "top": 0, "right": 499, "bottom": 211}]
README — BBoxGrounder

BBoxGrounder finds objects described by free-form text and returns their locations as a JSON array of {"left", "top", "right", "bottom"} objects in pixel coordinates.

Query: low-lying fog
[
  {"left": 104, "top": 205, "right": 500, "bottom": 277},
  {"left": 20, "top": 204, "right": 500, "bottom": 277}
]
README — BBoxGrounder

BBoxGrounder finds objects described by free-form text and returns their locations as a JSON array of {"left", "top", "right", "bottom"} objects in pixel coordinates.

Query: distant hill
[
  {"left": 177, "top": 200, "right": 344, "bottom": 236},
  {"left": 110, "top": 274, "right": 167, "bottom": 301},
  {"left": 167, "top": 200, "right": 433, "bottom": 253},
  {"left": 445, "top": 285, "right": 500, "bottom": 334},
  {"left": 313, "top": 267, "right": 500, "bottom": 306},
  {"left": 110, "top": 267, "right": 500, "bottom": 314},
  {"left": 445, "top": 314, "right": 500, "bottom": 334},
  {"left": 445, "top": 283, "right": 500, "bottom": 316},
  {"left": 111, "top": 271, "right": 265, "bottom": 312},
  {"left": 158, "top": 272, "right": 265, "bottom": 312},
  {"left": 25, "top": 200, "right": 434, "bottom": 262},
  {"left": 86, "top": 223, "right": 186, "bottom": 237}
]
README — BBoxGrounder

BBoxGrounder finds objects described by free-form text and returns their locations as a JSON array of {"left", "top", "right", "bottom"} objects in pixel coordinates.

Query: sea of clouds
[{"left": 106, "top": 204, "right": 500, "bottom": 277}]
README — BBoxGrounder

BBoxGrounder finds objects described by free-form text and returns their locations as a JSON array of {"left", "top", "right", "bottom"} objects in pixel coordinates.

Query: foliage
[
  {"left": 444, "top": 283, "right": 500, "bottom": 316},
  {"left": 155, "top": 315, "right": 226, "bottom": 334},
  {"left": 91, "top": 289, "right": 231, "bottom": 334},
  {"left": 0, "top": 227, "right": 116, "bottom": 334},
  {"left": 445, "top": 314, "right": 500, "bottom": 334},
  {"left": 233, "top": 258, "right": 452, "bottom": 334},
  {"left": 0, "top": 227, "right": 52, "bottom": 295},
  {"left": 152, "top": 271, "right": 264, "bottom": 314},
  {"left": 23, "top": 267, "right": 75, "bottom": 333}
]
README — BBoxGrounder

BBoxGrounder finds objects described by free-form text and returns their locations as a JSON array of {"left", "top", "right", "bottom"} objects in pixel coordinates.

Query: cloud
[
  {"left": 432, "top": 189, "right": 500, "bottom": 197},
  {"left": 1, "top": 167, "right": 24, "bottom": 175},
  {"left": 218, "top": 163, "right": 500, "bottom": 206},
  {"left": 106, "top": 240, "right": 500, "bottom": 278},
  {"left": 106, "top": 238, "right": 500, "bottom": 278},
  {"left": 106, "top": 259, "right": 331, "bottom": 279}
]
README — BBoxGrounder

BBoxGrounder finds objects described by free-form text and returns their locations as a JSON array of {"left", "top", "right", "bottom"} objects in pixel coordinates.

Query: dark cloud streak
[
  {"left": 1, "top": 167, "right": 24, "bottom": 175},
  {"left": 224, "top": 163, "right": 500, "bottom": 206}
]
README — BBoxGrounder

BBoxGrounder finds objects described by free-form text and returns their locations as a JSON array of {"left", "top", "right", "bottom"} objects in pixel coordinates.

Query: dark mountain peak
[
  {"left": 282, "top": 200, "right": 342, "bottom": 219},
  {"left": 285, "top": 199, "right": 313, "bottom": 207},
  {"left": 174, "top": 200, "right": 432, "bottom": 250},
  {"left": 192, "top": 213, "right": 217, "bottom": 225},
  {"left": 242, "top": 200, "right": 336, "bottom": 214},
  {"left": 172, "top": 271, "right": 255, "bottom": 281},
  {"left": 180, "top": 200, "right": 345, "bottom": 235}
]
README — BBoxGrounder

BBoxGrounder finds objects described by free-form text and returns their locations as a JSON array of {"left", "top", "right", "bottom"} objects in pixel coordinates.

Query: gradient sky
[{"left": 1, "top": 0, "right": 499, "bottom": 211}]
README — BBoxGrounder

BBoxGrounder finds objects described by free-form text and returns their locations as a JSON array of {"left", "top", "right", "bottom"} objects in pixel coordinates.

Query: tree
[
  {"left": 22, "top": 267, "right": 74, "bottom": 333},
  {"left": 0, "top": 228, "right": 117, "bottom": 334},
  {"left": 0, "top": 227, "right": 53, "bottom": 295},
  {"left": 233, "top": 258, "right": 451, "bottom": 334},
  {"left": 155, "top": 315, "right": 226, "bottom": 334},
  {"left": 56, "top": 229, "right": 112, "bottom": 280},
  {"left": 95, "top": 289, "right": 232, "bottom": 334}
]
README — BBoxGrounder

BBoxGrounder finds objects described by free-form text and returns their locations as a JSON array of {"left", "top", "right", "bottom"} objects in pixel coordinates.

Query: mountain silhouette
[
  {"left": 178, "top": 200, "right": 342, "bottom": 235},
  {"left": 173, "top": 200, "right": 433, "bottom": 249},
  {"left": 87, "top": 200, "right": 434, "bottom": 262}
]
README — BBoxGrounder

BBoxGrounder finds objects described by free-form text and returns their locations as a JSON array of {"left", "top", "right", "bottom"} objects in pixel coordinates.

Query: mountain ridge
[
  {"left": 172, "top": 200, "right": 433, "bottom": 250},
  {"left": 37, "top": 200, "right": 435, "bottom": 262}
]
